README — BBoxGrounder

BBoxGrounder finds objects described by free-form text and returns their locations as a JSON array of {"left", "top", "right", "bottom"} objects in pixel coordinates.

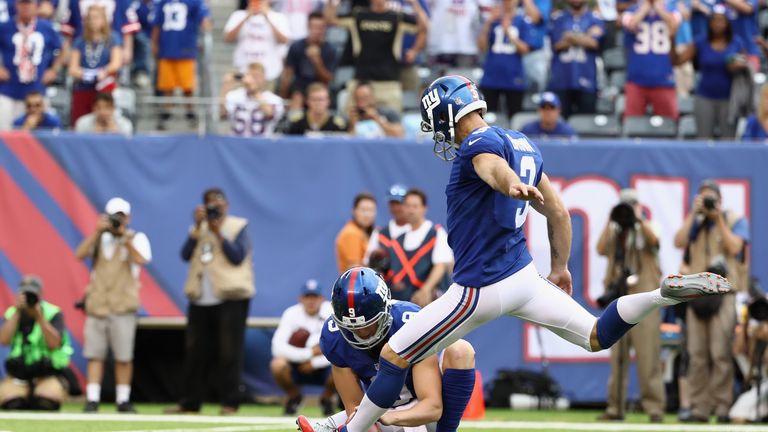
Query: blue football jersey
[
  {"left": 62, "top": 0, "right": 140, "bottom": 39},
  {"left": 0, "top": 19, "right": 62, "bottom": 100},
  {"left": 153, "top": 0, "right": 209, "bottom": 59},
  {"left": 730, "top": 0, "right": 758, "bottom": 55},
  {"left": 548, "top": 9, "right": 603, "bottom": 92},
  {"left": 320, "top": 301, "right": 421, "bottom": 407},
  {"left": 479, "top": 15, "right": 535, "bottom": 91},
  {"left": 623, "top": 6, "right": 678, "bottom": 87},
  {"left": 0, "top": 0, "right": 15, "bottom": 24},
  {"left": 446, "top": 126, "right": 544, "bottom": 288}
]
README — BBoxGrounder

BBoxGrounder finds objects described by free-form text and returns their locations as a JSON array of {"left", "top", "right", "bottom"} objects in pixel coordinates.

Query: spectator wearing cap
[
  {"left": 670, "top": 4, "right": 748, "bottom": 139},
  {"left": 368, "top": 184, "right": 411, "bottom": 273},
  {"left": 166, "top": 187, "right": 254, "bottom": 415},
  {"left": 596, "top": 189, "right": 665, "bottom": 423},
  {"left": 381, "top": 188, "right": 453, "bottom": 307},
  {"left": 0, "top": 275, "right": 72, "bottom": 411},
  {"left": 270, "top": 279, "right": 334, "bottom": 416},
  {"left": 520, "top": 93, "right": 576, "bottom": 138},
  {"left": 75, "top": 197, "right": 152, "bottom": 413},
  {"left": 548, "top": 0, "right": 604, "bottom": 118},
  {"left": 673, "top": 179, "right": 749, "bottom": 423}
]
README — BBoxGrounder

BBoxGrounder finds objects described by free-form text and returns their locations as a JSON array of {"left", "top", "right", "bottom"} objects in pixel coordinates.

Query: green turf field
[{"left": 0, "top": 404, "right": 765, "bottom": 432}]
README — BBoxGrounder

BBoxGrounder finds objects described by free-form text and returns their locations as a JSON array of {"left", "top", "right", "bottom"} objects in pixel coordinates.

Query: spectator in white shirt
[
  {"left": 270, "top": 280, "right": 335, "bottom": 416},
  {"left": 224, "top": 63, "right": 285, "bottom": 137}
]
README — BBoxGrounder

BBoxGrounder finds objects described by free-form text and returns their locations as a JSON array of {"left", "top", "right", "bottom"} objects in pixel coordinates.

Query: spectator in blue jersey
[
  {"left": 0, "top": 0, "right": 14, "bottom": 23},
  {"left": 740, "top": 85, "right": 768, "bottom": 140},
  {"left": 61, "top": 0, "right": 140, "bottom": 67},
  {"left": 0, "top": 0, "right": 56, "bottom": 23},
  {"left": 521, "top": 0, "right": 551, "bottom": 93},
  {"left": 131, "top": 0, "right": 155, "bottom": 88},
  {"left": 478, "top": 0, "right": 535, "bottom": 115},
  {"left": 520, "top": 92, "right": 577, "bottom": 137},
  {"left": 670, "top": 5, "right": 748, "bottom": 138},
  {"left": 690, "top": 0, "right": 716, "bottom": 40},
  {"left": 152, "top": 0, "right": 212, "bottom": 130},
  {"left": 279, "top": 11, "right": 337, "bottom": 116},
  {"left": 548, "top": 0, "right": 604, "bottom": 118},
  {"left": 12, "top": 91, "right": 61, "bottom": 130},
  {"left": 724, "top": 0, "right": 758, "bottom": 70},
  {"left": 622, "top": 0, "right": 681, "bottom": 119},
  {"left": 68, "top": 5, "right": 123, "bottom": 126},
  {"left": 0, "top": 0, "right": 63, "bottom": 131}
]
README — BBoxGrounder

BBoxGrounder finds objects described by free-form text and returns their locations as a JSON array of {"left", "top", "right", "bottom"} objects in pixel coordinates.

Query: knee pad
[
  {"left": 31, "top": 396, "right": 60, "bottom": 411},
  {"left": 1, "top": 397, "right": 29, "bottom": 410}
]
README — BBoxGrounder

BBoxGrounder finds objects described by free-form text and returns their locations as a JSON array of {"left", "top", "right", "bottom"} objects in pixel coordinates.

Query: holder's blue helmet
[
  {"left": 331, "top": 267, "right": 393, "bottom": 349},
  {"left": 420, "top": 75, "right": 487, "bottom": 161}
]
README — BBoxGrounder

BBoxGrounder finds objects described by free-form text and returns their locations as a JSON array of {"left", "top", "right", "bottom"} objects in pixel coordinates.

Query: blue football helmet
[
  {"left": 420, "top": 75, "right": 487, "bottom": 162},
  {"left": 331, "top": 267, "right": 393, "bottom": 349}
]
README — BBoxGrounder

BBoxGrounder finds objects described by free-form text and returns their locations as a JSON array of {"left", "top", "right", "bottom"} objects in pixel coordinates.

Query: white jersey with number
[
  {"left": 225, "top": 87, "right": 285, "bottom": 137},
  {"left": 427, "top": 0, "right": 481, "bottom": 56}
]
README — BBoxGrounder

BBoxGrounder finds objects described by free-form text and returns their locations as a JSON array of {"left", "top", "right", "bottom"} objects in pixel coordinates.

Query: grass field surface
[{"left": 0, "top": 404, "right": 766, "bottom": 432}]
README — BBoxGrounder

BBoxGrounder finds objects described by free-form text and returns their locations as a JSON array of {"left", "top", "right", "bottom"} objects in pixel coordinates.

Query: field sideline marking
[
  {"left": 108, "top": 426, "right": 279, "bottom": 432},
  {"left": 0, "top": 413, "right": 767, "bottom": 431}
]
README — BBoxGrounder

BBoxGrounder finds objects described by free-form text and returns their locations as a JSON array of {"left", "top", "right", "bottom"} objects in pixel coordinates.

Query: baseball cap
[
  {"left": 301, "top": 279, "right": 323, "bottom": 297},
  {"left": 699, "top": 179, "right": 721, "bottom": 197},
  {"left": 387, "top": 184, "right": 407, "bottom": 203},
  {"left": 18, "top": 275, "right": 42, "bottom": 295},
  {"left": 539, "top": 92, "right": 561, "bottom": 109},
  {"left": 105, "top": 197, "right": 131, "bottom": 215},
  {"left": 619, "top": 188, "right": 638, "bottom": 205}
]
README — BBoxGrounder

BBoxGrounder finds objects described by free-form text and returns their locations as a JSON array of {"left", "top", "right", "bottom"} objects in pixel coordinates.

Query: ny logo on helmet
[{"left": 421, "top": 89, "right": 440, "bottom": 114}]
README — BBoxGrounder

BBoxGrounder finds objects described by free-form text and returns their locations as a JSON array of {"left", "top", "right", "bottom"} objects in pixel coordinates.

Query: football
[{"left": 289, "top": 328, "right": 311, "bottom": 348}]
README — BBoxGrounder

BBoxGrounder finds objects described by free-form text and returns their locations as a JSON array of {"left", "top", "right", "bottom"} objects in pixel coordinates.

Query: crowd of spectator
[{"left": 1, "top": 0, "right": 768, "bottom": 139}]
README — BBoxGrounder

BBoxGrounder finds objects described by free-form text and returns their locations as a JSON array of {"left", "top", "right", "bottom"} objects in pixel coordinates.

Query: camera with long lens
[
  {"left": 703, "top": 196, "right": 717, "bottom": 211},
  {"left": 108, "top": 214, "right": 122, "bottom": 230},
  {"left": 597, "top": 268, "right": 633, "bottom": 309},
  {"left": 610, "top": 202, "right": 637, "bottom": 230},
  {"left": 206, "top": 204, "right": 222, "bottom": 220},
  {"left": 24, "top": 291, "right": 39, "bottom": 307}
]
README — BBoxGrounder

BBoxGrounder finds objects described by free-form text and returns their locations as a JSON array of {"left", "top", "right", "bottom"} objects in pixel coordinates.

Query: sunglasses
[{"left": 26, "top": 102, "right": 43, "bottom": 108}]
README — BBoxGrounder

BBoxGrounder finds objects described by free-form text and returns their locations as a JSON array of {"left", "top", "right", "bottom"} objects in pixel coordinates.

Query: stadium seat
[
  {"left": 596, "top": 95, "right": 615, "bottom": 114},
  {"left": 603, "top": 48, "right": 625, "bottom": 73},
  {"left": 569, "top": 114, "right": 621, "bottom": 138},
  {"left": 678, "top": 95, "right": 694, "bottom": 116},
  {"left": 510, "top": 111, "right": 539, "bottom": 130},
  {"left": 735, "top": 116, "right": 748, "bottom": 139},
  {"left": 402, "top": 111, "right": 425, "bottom": 140},
  {"left": 614, "top": 94, "right": 625, "bottom": 117},
  {"left": 623, "top": 115, "right": 677, "bottom": 138},
  {"left": 678, "top": 115, "right": 697, "bottom": 139},
  {"left": 609, "top": 70, "right": 626, "bottom": 89},
  {"left": 113, "top": 88, "right": 137, "bottom": 118},
  {"left": 446, "top": 67, "right": 483, "bottom": 83},
  {"left": 46, "top": 86, "right": 71, "bottom": 126}
]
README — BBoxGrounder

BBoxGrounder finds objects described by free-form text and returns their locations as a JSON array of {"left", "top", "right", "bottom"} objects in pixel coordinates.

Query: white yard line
[{"left": 0, "top": 413, "right": 766, "bottom": 432}]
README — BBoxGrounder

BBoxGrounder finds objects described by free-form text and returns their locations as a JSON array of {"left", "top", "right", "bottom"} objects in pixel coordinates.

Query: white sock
[
  {"left": 328, "top": 411, "right": 348, "bottom": 429},
  {"left": 86, "top": 383, "right": 101, "bottom": 403},
  {"left": 116, "top": 384, "right": 131, "bottom": 404},
  {"left": 616, "top": 288, "right": 679, "bottom": 324},
  {"left": 343, "top": 394, "right": 388, "bottom": 432}
]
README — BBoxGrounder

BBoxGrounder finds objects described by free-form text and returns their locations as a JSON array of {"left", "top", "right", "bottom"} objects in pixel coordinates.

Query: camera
[
  {"left": 610, "top": 202, "right": 637, "bottom": 230},
  {"left": 206, "top": 204, "right": 222, "bottom": 220},
  {"left": 747, "top": 277, "right": 768, "bottom": 322},
  {"left": 356, "top": 107, "right": 368, "bottom": 118},
  {"left": 597, "top": 269, "right": 637, "bottom": 309},
  {"left": 24, "top": 291, "right": 39, "bottom": 307},
  {"left": 108, "top": 214, "right": 122, "bottom": 230},
  {"left": 703, "top": 196, "right": 717, "bottom": 211}
]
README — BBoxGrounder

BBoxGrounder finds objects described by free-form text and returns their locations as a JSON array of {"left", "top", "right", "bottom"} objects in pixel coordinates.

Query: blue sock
[
  {"left": 596, "top": 299, "right": 636, "bottom": 350},
  {"left": 436, "top": 368, "right": 475, "bottom": 432},
  {"left": 366, "top": 358, "right": 409, "bottom": 410}
]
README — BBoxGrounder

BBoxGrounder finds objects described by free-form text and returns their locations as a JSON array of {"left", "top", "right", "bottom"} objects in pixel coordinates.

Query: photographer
[
  {"left": 75, "top": 197, "right": 152, "bottom": 413},
  {"left": 347, "top": 82, "right": 404, "bottom": 138},
  {"left": 166, "top": 188, "right": 254, "bottom": 415},
  {"left": 0, "top": 276, "right": 72, "bottom": 411},
  {"left": 596, "top": 189, "right": 665, "bottom": 423},
  {"left": 730, "top": 282, "right": 768, "bottom": 424},
  {"left": 673, "top": 179, "right": 749, "bottom": 423}
]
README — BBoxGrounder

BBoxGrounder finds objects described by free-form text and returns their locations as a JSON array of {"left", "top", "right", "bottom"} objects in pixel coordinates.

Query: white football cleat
[
  {"left": 297, "top": 415, "right": 337, "bottom": 432},
  {"left": 660, "top": 272, "right": 732, "bottom": 302}
]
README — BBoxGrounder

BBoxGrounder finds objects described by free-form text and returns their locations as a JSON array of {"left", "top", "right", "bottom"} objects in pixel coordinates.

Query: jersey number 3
[{"left": 515, "top": 155, "right": 536, "bottom": 229}]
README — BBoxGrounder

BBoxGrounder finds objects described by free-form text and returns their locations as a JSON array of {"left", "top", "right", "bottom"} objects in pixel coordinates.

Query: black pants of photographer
[{"left": 178, "top": 299, "right": 250, "bottom": 411}]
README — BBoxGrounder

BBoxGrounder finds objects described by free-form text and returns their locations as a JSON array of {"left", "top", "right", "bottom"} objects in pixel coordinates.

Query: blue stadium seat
[
  {"left": 623, "top": 115, "right": 677, "bottom": 138},
  {"left": 569, "top": 114, "right": 621, "bottom": 138}
]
